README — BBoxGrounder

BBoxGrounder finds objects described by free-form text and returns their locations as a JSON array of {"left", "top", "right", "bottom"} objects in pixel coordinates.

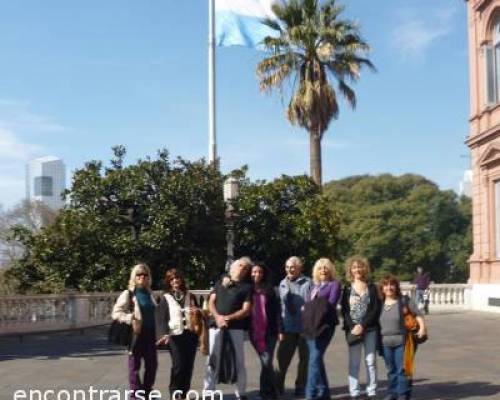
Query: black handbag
[
  {"left": 345, "top": 331, "right": 363, "bottom": 346},
  {"left": 108, "top": 290, "right": 134, "bottom": 346}
]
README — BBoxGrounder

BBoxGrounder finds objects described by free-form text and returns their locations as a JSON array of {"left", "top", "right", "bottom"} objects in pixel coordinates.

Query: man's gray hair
[
  {"left": 286, "top": 256, "right": 303, "bottom": 268},
  {"left": 230, "top": 256, "right": 254, "bottom": 273}
]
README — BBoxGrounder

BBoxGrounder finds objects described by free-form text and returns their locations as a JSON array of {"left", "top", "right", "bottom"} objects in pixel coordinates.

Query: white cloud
[
  {"left": 0, "top": 128, "right": 41, "bottom": 207},
  {"left": 392, "top": 3, "right": 458, "bottom": 61},
  {"left": 0, "top": 99, "right": 68, "bottom": 134},
  {"left": 0, "top": 99, "right": 67, "bottom": 207},
  {"left": 0, "top": 128, "right": 41, "bottom": 160}
]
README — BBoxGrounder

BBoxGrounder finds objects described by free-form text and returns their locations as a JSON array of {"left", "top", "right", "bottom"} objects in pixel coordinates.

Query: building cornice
[
  {"left": 469, "top": 103, "right": 500, "bottom": 124},
  {"left": 466, "top": 121, "right": 500, "bottom": 147},
  {"left": 472, "top": 0, "right": 493, "bottom": 12},
  {"left": 478, "top": 143, "right": 500, "bottom": 166}
]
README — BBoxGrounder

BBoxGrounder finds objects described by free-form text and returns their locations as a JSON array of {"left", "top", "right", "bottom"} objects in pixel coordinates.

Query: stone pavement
[{"left": 1, "top": 311, "right": 499, "bottom": 400}]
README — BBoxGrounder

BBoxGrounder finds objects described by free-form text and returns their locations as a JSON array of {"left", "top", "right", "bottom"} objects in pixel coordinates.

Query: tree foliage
[
  {"left": 7, "top": 147, "right": 226, "bottom": 293},
  {"left": 5, "top": 154, "right": 472, "bottom": 293},
  {"left": 231, "top": 174, "right": 342, "bottom": 282},
  {"left": 324, "top": 174, "right": 472, "bottom": 282},
  {"left": 0, "top": 200, "right": 57, "bottom": 266}
]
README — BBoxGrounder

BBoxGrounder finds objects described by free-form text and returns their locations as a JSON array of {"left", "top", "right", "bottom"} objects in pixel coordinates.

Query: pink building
[{"left": 467, "top": 0, "right": 500, "bottom": 310}]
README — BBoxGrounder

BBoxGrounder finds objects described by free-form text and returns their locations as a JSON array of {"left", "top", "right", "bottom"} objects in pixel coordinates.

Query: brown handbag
[{"left": 402, "top": 300, "right": 428, "bottom": 344}]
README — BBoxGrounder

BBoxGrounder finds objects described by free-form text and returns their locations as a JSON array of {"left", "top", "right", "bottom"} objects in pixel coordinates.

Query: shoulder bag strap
[{"left": 128, "top": 290, "right": 135, "bottom": 313}]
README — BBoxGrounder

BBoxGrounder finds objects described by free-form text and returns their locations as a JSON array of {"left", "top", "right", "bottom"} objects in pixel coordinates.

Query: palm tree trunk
[{"left": 309, "top": 131, "right": 322, "bottom": 186}]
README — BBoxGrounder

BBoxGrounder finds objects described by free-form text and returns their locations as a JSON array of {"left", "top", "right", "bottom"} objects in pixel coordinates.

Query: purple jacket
[
  {"left": 305, "top": 279, "right": 341, "bottom": 327},
  {"left": 307, "top": 280, "right": 341, "bottom": 306},
  {"left": 414, "top": 273, "right": 431, "bottom": 290}
]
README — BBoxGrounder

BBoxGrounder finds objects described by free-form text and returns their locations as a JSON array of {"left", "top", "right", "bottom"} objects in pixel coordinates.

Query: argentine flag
[{"left": 216, "top": 0, "right": 279, "bottom": 48}]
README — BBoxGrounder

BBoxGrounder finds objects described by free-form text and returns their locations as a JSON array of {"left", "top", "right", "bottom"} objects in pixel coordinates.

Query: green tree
[
  {"left": 324, "top": 174, "right": 472, "bottom": 282},
  {"left": 231, "top": 174, "right": 341, "bottom": 282},
  {"left": 257, "top": 0, "right": 375, "bottom": 185},
  {"left": 8, "top": 147, "right": 227, "bottom": 293}
]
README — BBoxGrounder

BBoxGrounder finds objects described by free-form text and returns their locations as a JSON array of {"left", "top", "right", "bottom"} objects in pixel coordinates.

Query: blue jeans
[
  {"left": 382, "top": 344, "right": 411, "bottom": 399},
  {"left": 252, "top": 335, "right": 279, "bottom": 399},
  {"left": 416, "top": 289, "right": 429, "bottom": 314},
  {"left": 348, "top": 329, "right": 378, "bottom": 397},
  {"left": 305, "top": 327, "right": 335, "bottom": 400}
]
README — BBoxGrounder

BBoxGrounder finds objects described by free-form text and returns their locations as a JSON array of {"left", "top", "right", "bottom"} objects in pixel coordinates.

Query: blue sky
[{"left": 0, "top": 0, "right": 469, "bottom": 207}]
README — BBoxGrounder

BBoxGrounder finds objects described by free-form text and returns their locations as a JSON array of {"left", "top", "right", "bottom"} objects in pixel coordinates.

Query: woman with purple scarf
[
  {"left": 250, "top": 262, "right": 282, "bottom": 400},
  {"left": 305, "top": 258, "right": 341, "bottom": 400}
]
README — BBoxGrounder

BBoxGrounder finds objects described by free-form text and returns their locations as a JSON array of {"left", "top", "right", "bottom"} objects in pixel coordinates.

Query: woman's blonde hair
[
  {"left": 128, "top": 263, "right": 152, "bottom": 291},
  {"left": 345, "top": 255, "right": 371, "bottom": 282},
  {"left": 312, "top": 258, "right": 336, "bottom": 284}
]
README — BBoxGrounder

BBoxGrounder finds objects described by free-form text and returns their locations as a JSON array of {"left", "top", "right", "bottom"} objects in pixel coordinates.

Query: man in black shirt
[{"left": 204, "top": 257, "right": 253, "bottom": 400}]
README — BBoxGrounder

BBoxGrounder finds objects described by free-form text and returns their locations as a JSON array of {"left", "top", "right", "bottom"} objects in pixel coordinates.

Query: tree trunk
[{"left": 309, "top": 132, "right": 322, "bottom": 186}]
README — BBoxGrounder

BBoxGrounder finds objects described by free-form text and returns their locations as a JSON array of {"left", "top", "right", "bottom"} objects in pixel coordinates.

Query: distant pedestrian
[
  {"left": 276, "top": 256, "right": 311, "bottom": 397},
  {"left": 341, "top": 256, "right": 381, "bottom": 399},
  {"left": 203, "top": 257, "right": 253, "bottom": 400},
  {"left": 413, "top": 267, "right": 431, "bottom": 314},
  {"left": 249, "top": 262, "right": 281, "bottom": 400},
  {"left": 156, "top": 268, "right": 200, "bottom": 399},
  {"left": 112, "top": 263, "right": 158, "bottom": 400},
  {"left": 379, "top": 275, "right": 427, "bottom": 400},
  {"left": 303, "top": 258, "right": 341, "bottom": 400}
]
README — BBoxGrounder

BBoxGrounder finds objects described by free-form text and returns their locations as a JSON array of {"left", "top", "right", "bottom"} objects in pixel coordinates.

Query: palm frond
[
  {"left": 257, "top": 0, "right": 374, "bottom": 139},
  {"left": 257, "top": 52, "right": 301, "bottom": 92},
  {"left": 338, "top": 80, "right": 356, "bottom": 109},
  {"left": 261, "top": 17, "right": 282, "bottom": 33}
]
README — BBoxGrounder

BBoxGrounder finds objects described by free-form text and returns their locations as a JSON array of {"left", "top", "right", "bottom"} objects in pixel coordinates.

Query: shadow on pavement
[
  {"left": 0, "top": 327, "right": 125, "bottom": 361},
  {"left": 414, "top": 380, "right": 500, "bottom": 399}
]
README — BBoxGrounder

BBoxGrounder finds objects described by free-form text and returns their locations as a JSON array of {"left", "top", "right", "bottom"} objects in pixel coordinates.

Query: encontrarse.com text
[{"left": 13, "top": 388, "right": 224, "bottom": 400}]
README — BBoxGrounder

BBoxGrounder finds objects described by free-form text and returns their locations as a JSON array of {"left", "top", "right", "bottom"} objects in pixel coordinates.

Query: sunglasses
[{"left": 136, "top": 273, "right": 149, "bottom": 277}]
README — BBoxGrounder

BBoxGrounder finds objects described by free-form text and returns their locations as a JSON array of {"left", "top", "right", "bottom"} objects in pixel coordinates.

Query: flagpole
[{"left": 208, "top": 0, "right": 217, "bottom": 165}]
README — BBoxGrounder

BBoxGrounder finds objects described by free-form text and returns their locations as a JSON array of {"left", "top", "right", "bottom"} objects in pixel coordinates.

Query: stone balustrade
[
  {"left": 0, "top": 284, "right": 471, "bottom": 336},
  {"left": 0, "top": 290, "right": 210, "bottom": 337},
  {"left": 400, "top": 283, "right": 472, "bottom": 309}
]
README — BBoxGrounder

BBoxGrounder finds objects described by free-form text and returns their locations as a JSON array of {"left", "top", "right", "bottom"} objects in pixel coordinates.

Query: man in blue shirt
[{"left": 276, "top": 256, "right": 312, "bottom": 397}]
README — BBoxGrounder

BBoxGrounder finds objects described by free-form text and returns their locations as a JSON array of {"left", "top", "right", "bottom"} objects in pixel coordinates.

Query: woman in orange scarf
[{"left": 378, "top": 275, "right": 427, "bottom": 400}]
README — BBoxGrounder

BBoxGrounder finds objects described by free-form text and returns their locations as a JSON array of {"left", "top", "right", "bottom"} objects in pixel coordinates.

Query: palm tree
[{"left": 257, "top": 0, "right": 375, "bottom": 186}]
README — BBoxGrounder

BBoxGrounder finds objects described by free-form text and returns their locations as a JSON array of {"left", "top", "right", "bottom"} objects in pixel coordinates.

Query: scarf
[
  {"left": 251, "top": 290, "right": 268, "bottom": 354},
  {"left": 403, "top": 333, "right": 416, "bottom": 377}
]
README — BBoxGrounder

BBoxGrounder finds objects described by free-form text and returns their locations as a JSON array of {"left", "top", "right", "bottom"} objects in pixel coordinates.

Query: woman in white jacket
[
  {"left": 156, "top": 268, "right": 199, "bottom": 399},
  {"left": 112, "top": 263, "right": 158, "bottom": 400}
]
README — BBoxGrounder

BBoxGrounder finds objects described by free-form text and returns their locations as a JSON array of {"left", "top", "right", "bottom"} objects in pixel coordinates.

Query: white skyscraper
[
  {"left": 26, "top": 156, "right": 66, "bottom": 211},
  {"left": 459, "top": 169, "right": 473, "bottom": 198}
]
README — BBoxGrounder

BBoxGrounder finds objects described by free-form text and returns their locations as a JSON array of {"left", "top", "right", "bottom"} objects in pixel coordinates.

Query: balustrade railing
[
  {"left": 0, "top": 290, "right": 210, "bottom": 336},
  {"left": 0, "top": 285, "right": 470, "bottom": 336},
  {"left": 401, "top": 283, "right": 472, "bottom": 309}
]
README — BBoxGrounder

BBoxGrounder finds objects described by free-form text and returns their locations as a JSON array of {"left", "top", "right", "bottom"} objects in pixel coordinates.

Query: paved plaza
[{"left": 1, "top": 311, "right": 499, "bottom": 400}]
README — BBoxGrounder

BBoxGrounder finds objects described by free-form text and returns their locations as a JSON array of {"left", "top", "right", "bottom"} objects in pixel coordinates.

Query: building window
[
  {"left": 485, "top": 18, "right": 500, "bottom": 105},
  {"left": 34, "top": 176, "right": 53, "bottom": 196}
]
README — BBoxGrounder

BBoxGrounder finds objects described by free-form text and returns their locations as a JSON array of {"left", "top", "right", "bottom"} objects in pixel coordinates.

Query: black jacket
[
  {"left": 301, "top": 296, "right": 335, "bottom": 339},
  {"left": 341, "top": 283, "right": 381, "bottom": 331}
]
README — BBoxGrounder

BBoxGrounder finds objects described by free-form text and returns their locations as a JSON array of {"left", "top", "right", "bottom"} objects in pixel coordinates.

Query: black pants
[
  {"left": 168, "top": 330, "right": 198, "bottom": 398},
  {"left": 276, "top": 332, "right": 309, "bottom": 393}
]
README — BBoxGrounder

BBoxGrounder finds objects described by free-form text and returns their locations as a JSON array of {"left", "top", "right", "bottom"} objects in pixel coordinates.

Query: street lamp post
[
  {"left": 124, "top": 205, "right": 139, "bottom": 242},
  {"left": 223, "top": 177, "right": 239, "bottom": 271}
]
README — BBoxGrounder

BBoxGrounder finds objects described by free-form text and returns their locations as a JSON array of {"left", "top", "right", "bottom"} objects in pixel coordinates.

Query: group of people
[{"left": 111, "top": 256, "right": 428, "bottom": 400}]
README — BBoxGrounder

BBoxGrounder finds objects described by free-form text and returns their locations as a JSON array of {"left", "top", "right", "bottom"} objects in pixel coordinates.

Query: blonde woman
[
  {"left": 112, "top": 263, "right": 158, "bottom": 400},
  {"left": 304, "top": 258, "right": 341, "bottom": 400},
  {"left": 340, "top": 256, "right": 381, "bottom": 400}
]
